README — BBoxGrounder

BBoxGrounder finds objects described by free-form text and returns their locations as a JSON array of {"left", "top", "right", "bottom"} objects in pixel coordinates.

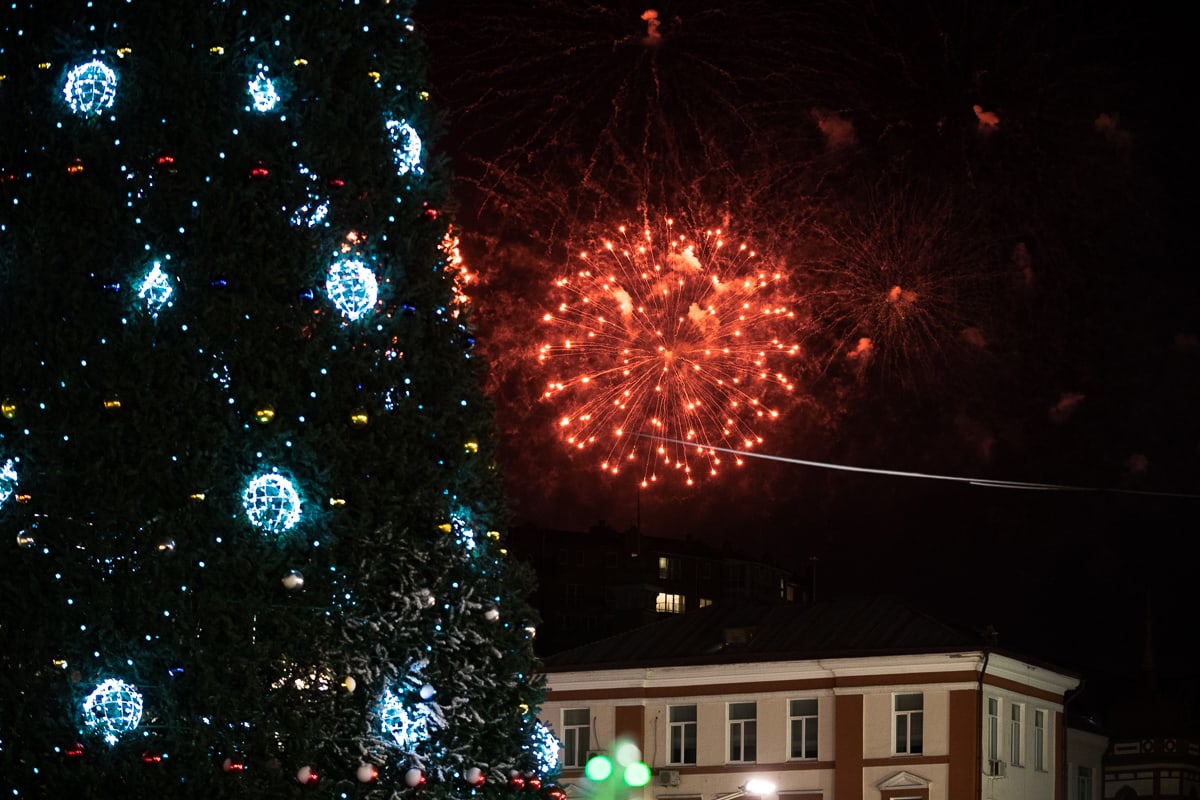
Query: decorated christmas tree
[{"left": 0, "top": 2, "right": 550, "bottom": 796}]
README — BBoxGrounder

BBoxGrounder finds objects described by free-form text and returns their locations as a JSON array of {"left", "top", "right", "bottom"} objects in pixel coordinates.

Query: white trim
[{"left": 877, "top": 770, "right": 931, "bottom": 790}]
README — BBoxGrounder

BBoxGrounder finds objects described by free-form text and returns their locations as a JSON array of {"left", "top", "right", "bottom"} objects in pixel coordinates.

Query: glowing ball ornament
[
  {"left": 357, "top": 763, "right": 379, "bottom": 783},
  {"left": 404, "top": 768, "right": 426, "bottom": 789},
  {"left": 242, "top": 470, "right": 302, "bottom": 534},
  {"left": 248, "top": 69, "right": 280, "bottom": 112},
  {"left": 282, "top": 570, "right": 304, "bottom": 590},
  {"left": 1, "top": 399, "right": 16, "bottom": 419},
  {"left": 379, "top": 688, "right": 434, "bottom": 749},
  {"left": 385, "top": 119, "right": 424, "bottom": 176},
  {"left": 63, "top": 59, "right": 118, "bottom": 117},
  {"left": 529, "top": 721, "right": 562, "bottom": 776},
  {"left": 296, "top": 766, "right": 319, "bottom": 785},
  {"left": 81, "top": 678, "right": 143, "bottom": 745},
  {"left": 137, "top": 261, "right": 175, "bottom": 318},
  {"left": 1, "top": 458, "right": 17, "bottom": 509},
  {"left": 325, "top": 257, "right": 379, "bottom": 321}
]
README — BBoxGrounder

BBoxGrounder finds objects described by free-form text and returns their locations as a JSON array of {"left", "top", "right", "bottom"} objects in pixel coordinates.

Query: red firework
[{"left": 538, "top": 217, "right": 800, "bottom": 486}]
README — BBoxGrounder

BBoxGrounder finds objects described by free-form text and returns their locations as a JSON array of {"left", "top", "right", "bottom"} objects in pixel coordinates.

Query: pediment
[{"left": 876, "top": 771, "right": 930, "bottom": 790}]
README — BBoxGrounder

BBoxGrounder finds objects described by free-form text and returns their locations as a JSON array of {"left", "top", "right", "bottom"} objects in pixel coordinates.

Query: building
[
  {"left": 508, "top": 523, "right": 799, "bottom": 654},
  {"left": 1066, "top": 721, "right": 1107, "bottom": 800},
  {"left": 538, "top": 596, "right": 1080, "bottom": 800}
]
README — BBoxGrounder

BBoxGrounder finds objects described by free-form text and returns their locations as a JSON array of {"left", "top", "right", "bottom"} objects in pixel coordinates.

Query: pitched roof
[{"left": 541, "top": 595, "right": 994, "bottom": 671}]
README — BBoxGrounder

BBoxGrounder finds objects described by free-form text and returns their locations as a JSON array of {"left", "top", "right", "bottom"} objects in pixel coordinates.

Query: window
[
  {"left": 1077, "top": 766, "right": 1093, "bottom": 800},
  {"left": 1010, "top": 703, "right": 1024, "bottom": 766},
  {"left": 1033, "top": 709, "right": 1047, "bottom": 771},
  {"left": 698, "top": 597, "right": 713, "bottom": 608},
  {"left": 728, "top": 702, "right": 757, "bottom": 762},
  {"left": 668, "top": 705, "right": 698, "bottom": 765},
  {"left": 789, "top": 698, "right": 818, "bottom": 759},
  {"left": 561, "top": 709, "right": 590, "bottom": 768},
  {"left": 986, "top": 697, "right": 1000, "bottom": 762},
  {"left": 894, "top": 694, "right": 923, "bottom": 755},
  {"left": 658, "top": 556, "right": 681, "bottom": 580},
  {"left": 656, "top": 592, "right": 685, "bottom": 613},
  {"left": 564, "top": 584, "right": 580, "bottom": 605}
]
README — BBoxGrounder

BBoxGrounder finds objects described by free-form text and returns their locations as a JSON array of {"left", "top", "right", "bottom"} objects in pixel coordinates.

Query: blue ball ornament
[
  {"left": 81, "top": 678, "right": 143, "bottom": 745},
  {"left": 242, "top": 470, "right": 302, "bottom": 534},
  {"left": 63, "top": 60, "right": 118, "bottom": 117},
  {"left": 326, "top": 258, "right": 379, "bottom": 321}
]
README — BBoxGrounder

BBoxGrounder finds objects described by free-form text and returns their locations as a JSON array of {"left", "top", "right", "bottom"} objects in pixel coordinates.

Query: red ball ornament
[
  {"left": 250, "top": 163, "right": 270, "bottom": 180},
  {"left": 508, "top": 776, "right": 525, "bottom": 791},
  {"left": 327, "top": 177, "right": 346, "bottom": 189},
  {"left": 141, "top": 749, "right": 163, "bottom": 764},
  {"left": 545, "top": 786, "right": 568, "bottom": 800},
  {"left": 526, "top": 776, "right": 542, "bottom": 791},
  {"left": 297, "top": 765, "right": 320, "bottom": 786},
  {"left": 422, "top": 203, "right": 439, "bottom": 220},
  {"left": 65, "top": 742, "right": 85, "bottom": 759},
  {"left": 222, "top": 755, "right": 246, "bottom": 773}
]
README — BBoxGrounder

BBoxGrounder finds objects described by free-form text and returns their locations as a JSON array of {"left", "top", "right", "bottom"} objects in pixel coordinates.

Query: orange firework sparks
[{"left": 538, "top": 217, "right": 801, "bottom": 487}]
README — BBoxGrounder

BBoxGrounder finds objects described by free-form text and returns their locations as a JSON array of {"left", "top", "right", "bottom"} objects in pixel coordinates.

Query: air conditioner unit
[
  {"left": 986, "top": 759, "right": 1007, "bottom": 777},
  {"left": 656, "top": 770, "right": 681, "bottom": 787}
]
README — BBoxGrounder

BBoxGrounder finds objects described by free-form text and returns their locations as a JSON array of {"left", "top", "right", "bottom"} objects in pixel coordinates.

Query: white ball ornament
[
  {"left": 341, "top": 676, "right": 357, "bottom": 693},
  {"left": 405, "top": 767, "right": 426, "bottom": 788},
  {"left": 282, "top": 570, "right": 305, "bottom": 590},
  {"left": 356, "top": 763, "right": 379, "bottom": 783},
  {"left": 419, "top": 683, "right": 436, "bottom": 700},
  {"left": 484, "top": 608, "right": 500, "bottom": 622},
  {"left": 296, "top": 765, "right": 318, "bottom": 785},
  {"left": 465, "top": 766, "right": 484, "bottom": 786}
]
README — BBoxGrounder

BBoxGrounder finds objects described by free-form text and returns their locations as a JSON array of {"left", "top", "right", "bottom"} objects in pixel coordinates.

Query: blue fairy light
[
  {"left": 378, "top": 688, "right": 434, "bottom": 750},
  {"left": 242, "top": 470, "right": 302, "bottom": 534},
  {"left": 450, "top": 513, "right": 476, "bottom": 552},
  {"left": 528, "top": 721, "right": 561, "bottom": 775},
  {"left": 63, "top": 59, "right": 118, "bottom": 117},
  {"left": 326, "top": 257, "right": 378, "bottom": 321},
  {"left": 248, "top": 70, "right": 280, "bottom": 112},
  {"left": 385, "top": 119, "right": 423, "bottom": 176},
  {"left": 81, "top": 678, "right": 143, "bottom": 745},
  {"left": 0, "top": 457, "right": 17, "bottom": 509},
  {"left": 137, "top": 261, "right": 175, "bottom": 318}
]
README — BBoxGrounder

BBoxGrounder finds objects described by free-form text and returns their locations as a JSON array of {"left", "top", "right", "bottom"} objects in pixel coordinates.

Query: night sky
[{"left": 418, "top": 0, "right": 1197, "bottom": 728}]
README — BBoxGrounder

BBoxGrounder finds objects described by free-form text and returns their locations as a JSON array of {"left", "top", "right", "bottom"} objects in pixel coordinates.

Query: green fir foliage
[{"left": 0, "top": 1, "right": 545, "bottom": 797}]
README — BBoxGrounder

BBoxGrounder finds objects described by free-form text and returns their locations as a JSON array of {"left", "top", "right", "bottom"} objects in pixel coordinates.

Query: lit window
[
  {"left": 655, "top": 592, "right": 685, "bottom": 613},
  {"left": 562, "top": 709, "right": 590, "bottom": 768},
  {"left": 698, "top": 597, "right": 713, "bottom": 608},
  {"left": 728, "top": 702, "right": 757, "bottom": 762},
  {"left": 1034, "top": 709, "right": 1047, "bottom": 771},
  {"left": 894, "top": 693, "right": 923, "bottom": 755},
  {"left": 987, "top": 697, "right": 1000, "bottom": 762},
  {"left": 668, "top": 705, "right": 697, "bottom": 765},
  {"left": 658, "top": 556, "right": 680, "bottom": 580},
  {"left": 1010, "top": 703, "right": 1024, "bottom": 766},
  {"left": 789, "top": 698, "right": 818, "bottom": 759}
]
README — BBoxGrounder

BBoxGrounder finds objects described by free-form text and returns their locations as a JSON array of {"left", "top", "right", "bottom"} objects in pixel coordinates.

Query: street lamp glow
[{"left": 743, "top": 779, "right": 777, "bottom": 796}]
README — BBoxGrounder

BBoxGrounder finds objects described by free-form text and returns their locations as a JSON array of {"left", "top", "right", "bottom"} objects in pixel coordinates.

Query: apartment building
[{"left": 538, "top": 596, "right": 1080, "bottom": 800}]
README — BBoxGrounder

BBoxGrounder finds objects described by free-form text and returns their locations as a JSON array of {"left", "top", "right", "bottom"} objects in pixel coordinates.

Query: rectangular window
[
  {"left": 1077, "top": 765, "right": 1093, "bottom": 800},
  {"left": 728, "top": 702, "right": 757, "bottom": 762},
  {"left": 562, "top": 709, "right": 590, "bottom": 768},
  {"left": 698, "top": 597, "right": 713, "bottom": 608},
  {"left": 1010, "top": 703, "right": 1024, "bottom": 766},
  {"left": 668, "top": 705, "right": 698, "bottom": 765},
  {"left": 655, "top": 592, "right": 685, "bottom": 613},
  {"left": 789, "top": 698, "right": 819, "bottom": 759},
  {"left": 986, "top": 697, "right": 1000, "bottom": 761},
  {"left": 1034, "top": 709, "right": 1047, "bottom": 771},
  {"left": 894, "top": 693, "right": 923, "bottom": 755}
]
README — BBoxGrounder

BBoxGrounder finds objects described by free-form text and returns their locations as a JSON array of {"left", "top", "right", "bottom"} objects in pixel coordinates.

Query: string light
[
  {"left": 137, "top": 260, "right": 175, "bottom": 318},
  {"left": 528, "top": 721, "right": 561, "bottom": 775},
  {"left": 378, "top": 688, "right": 435, "bottom": 749},
  {"left": 385, "top": 118, "right": 423, "bottom": 176},
  {"left": 248, "top": 68, "right": 280, "bottom": 112},
  {"left": 0, "top": 458, "right": 17, "bottom": 509}
]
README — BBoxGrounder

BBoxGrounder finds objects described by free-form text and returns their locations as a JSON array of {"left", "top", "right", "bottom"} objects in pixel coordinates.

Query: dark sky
[{"left": 418, "top": 0, "right": 1197, "bottom": 726}]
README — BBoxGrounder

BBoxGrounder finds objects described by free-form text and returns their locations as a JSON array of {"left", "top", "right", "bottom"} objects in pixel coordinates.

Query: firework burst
[{"left": 538, "top": 217, "right": 801, "bottom": 487}]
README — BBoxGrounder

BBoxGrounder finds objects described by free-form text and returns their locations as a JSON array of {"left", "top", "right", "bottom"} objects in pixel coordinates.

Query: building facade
[{"left": 538, "top": 598, "right": 1080, "bottom": 800}]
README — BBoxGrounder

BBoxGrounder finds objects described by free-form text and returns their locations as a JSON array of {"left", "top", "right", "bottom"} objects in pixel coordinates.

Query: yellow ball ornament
[
  {"left": 1, "top": 399, "right": 16, "bottom": 420},
  {"left": 349, "top": 408, "right": 369, "bottom": 427},
  {"left": 255, "top": 405, "right": 276, "bottom": 424}
]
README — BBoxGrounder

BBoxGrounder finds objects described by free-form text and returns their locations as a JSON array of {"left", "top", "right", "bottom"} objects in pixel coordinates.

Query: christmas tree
[{"left": 0, "top": 2, "right": 550, "bottom": 797}]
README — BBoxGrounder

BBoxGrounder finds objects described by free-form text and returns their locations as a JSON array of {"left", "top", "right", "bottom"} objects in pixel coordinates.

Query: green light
[
  {"left": 623, "top": 763, "right": 651, "bottom": 787},
  {"left": 585, "top": 754, "right": 614, "bottom": 782}
]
